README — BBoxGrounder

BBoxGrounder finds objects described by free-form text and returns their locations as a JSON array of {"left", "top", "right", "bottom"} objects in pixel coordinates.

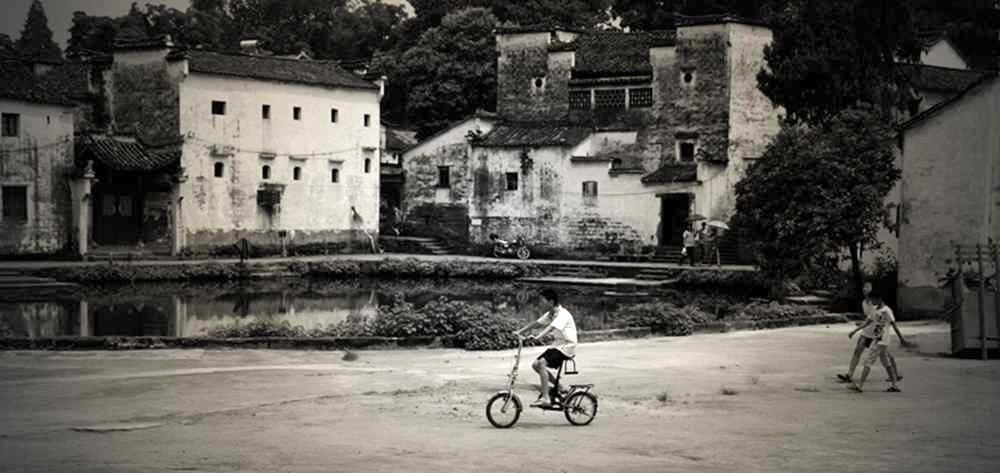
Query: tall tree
[
  {"left": 757, "top": 0, "right": 923, "bottom": 125},
  {"left": 67, "top": 11, "right": 117, "bottom": 55},
  {"left": 394, "top": 7, "right": 498, "bottom": 139},
  {"left": 732, "top": 107, "right": 900, "bottom": 298},
  {"left": 15, "top": 0, "right": 62, "bottom": 61}
]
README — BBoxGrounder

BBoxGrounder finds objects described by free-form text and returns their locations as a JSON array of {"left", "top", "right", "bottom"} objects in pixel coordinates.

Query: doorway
[{"left": 658, "top": 194, "right": 691, "bottom": 246}]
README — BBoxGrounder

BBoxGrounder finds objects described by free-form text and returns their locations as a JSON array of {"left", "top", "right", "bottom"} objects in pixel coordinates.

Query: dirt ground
[{"left": 1, "top": 321, "right": 998, "bottom": 473}]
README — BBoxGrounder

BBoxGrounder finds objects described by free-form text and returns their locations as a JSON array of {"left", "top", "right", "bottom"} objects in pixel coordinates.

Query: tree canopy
[
  {"left": 732, "top": 107, "right": 900, "bottom": 295},
  {"left": 757, "top": 0, "right": 924, "bottom": 125},
  {"left": 15, "top": 0, "right": 62, "bottom": 61}
]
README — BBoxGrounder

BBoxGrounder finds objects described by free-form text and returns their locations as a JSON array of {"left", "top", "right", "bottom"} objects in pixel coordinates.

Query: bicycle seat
[{"left": 562, "top": 358, "right": 578, "bottom": 375}]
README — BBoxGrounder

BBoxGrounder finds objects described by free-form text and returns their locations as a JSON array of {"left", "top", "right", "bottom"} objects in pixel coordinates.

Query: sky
[{"left": 0, "top": 0, "right": 413, "bottom": 49}]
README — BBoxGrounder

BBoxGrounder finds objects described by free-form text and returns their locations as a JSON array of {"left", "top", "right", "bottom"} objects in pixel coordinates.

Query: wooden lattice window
[
  {"left": 569, "top": 90, "right": 591, "bottom": 110},
  {"left": 594, "top": 89, "right": 626, "bottom": 109},
  {"left": 629, "top": 88, "right": 653, "bottom": 108}
]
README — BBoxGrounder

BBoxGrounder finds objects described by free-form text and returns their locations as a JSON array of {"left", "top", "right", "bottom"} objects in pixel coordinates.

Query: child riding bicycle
[{"left": 515, "top": 288, "right": 578, "bottom": 408}]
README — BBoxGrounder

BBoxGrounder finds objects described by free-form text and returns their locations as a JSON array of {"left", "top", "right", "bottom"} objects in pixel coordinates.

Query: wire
[
  {"left": 188, "top": 136, "right": 369, "bottom": 158},
  {"left": 0, "top": 138, "right": 72, "bottom": 154}
]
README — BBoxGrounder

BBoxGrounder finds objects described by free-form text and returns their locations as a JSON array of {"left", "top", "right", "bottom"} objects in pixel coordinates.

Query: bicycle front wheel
[
  {"left": 486, "top": 392, "right": 522, "bottom": 428},
  {"left": 564, "top": 392, "right": 598, "bottom": 426}
]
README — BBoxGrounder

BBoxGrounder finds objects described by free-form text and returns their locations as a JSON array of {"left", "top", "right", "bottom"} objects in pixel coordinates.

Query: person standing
[
  {"left": 681, "top": 224, "right": 698, "bottom": 266},
  {"left": 696, "top": 222, "right": 708, "bottom": 264},
  {"left": 849, "top": 293, "right": 903, "bottom": 393}
]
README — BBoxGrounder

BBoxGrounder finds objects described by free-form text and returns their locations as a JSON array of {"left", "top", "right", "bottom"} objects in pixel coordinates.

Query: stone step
[
  {"left": 785, "top": 295, "right": 833, "bottom": 306},
  {"left": 244, "top": 271, "right": 299, "bottom": 279},
  {"left": 0, "top": 276, "right": 60, "bottom": 284},
  {"left": 810, "top": 289, "right": 836, "bottom": 298}
]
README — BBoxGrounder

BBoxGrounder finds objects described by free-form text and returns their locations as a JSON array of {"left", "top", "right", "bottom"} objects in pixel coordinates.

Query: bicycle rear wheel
[
  {"left": 564, "top": 392, "right": 598, "bottom": 426},
  {"left": 486, "top": 392, "right": 522, "bottom": 428}
]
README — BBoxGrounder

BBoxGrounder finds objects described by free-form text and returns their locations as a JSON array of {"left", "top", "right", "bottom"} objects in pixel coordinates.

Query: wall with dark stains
[{"left": 0, "top": 99, "right": 75, "bottom": 255}]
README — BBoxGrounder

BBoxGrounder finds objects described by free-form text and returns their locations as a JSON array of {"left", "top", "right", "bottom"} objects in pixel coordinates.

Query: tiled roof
[
  {"left": 386, "top": 128, "right": 418, "bottom": 152},
  {"left": 478, "top": 123, "right": 591, "bottom": 147},
  {"left": 897, "top": 64, "right": 986, "bottom": 92},
  {"left": 40, "top": 62, "right": 93, "bottom": 99},
  {"left": 178, "top": 50, "right": 378, "bottom": 90},
  {"left": 674, "top": 14, "right": 768, "bottom": 28},
  {"left": 78, "top": 135, "right": 179, "bottom": 172},
  {"left": 641, "top": 162, "right": 698, "bottom": 184},
  {"left": 113, "top": 34, "right": 174, "bottom": 50},
  {"left": 572, "top": 31, "right": 676, "bottom": 78},
  {"left": 0, "top": 61, "right": 76, "bottom": 106}
]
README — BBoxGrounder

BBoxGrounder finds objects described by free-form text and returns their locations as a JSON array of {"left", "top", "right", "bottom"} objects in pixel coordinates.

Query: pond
[{"left": 0, "top": 278, "right": 754, "bottom": 338}]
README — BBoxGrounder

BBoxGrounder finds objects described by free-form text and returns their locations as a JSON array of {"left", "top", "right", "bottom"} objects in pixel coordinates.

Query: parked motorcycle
[{"left": 490, "top": 234, "right": 531, "bottom": 260}]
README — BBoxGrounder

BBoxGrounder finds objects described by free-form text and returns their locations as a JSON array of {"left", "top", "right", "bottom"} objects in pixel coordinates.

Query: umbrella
[
  {"left": 707, "top": 220, "right": 730, "bottom": 230},
  {"left": 687, "top": 213, "right": 707, "bottom": 222}
]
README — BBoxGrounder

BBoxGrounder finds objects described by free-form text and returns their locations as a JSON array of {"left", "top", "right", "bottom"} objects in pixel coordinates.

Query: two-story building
[
  {"left": 75, "top": 36, "right": 382, "bottom": 256},
  {"left": 404, "top": 15, "right": 780, "bottom": 255},
  {"left": 0, "top": 59, "right": 77, "bottom": 256}
]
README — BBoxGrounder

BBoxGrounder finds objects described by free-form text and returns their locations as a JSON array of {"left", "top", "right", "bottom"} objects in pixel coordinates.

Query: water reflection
[{"left": 0, "top": 279, "right": 748, "bottom": 338}]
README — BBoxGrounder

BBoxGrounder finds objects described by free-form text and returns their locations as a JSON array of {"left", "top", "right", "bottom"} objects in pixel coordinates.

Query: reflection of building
[
  {"left": 403, "top": 15, "right": 780, "bottom": 253},
  {"left": 0, "top": 59, "right": 77, "bottom": 255}
]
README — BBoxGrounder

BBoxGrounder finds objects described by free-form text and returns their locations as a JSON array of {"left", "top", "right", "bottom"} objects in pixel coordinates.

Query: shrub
[
  {"left": 612, "top": 302, "right": 713, "bottom": 336},
  {"left": 207, "top": 319, "right": 305, "bottom": 338},
  {"left": 727, "top": 301, "right": 824, "bottom": 321}
]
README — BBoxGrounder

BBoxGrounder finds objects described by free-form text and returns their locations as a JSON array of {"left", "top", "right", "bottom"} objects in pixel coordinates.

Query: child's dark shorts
[{"left": 538, "top": 348, "right": 571, "bottom": 369}]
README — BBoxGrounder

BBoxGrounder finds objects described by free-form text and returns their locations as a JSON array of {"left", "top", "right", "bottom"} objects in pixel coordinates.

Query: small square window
[
  {"left": 212, "top": 101, "right": 226, "bottom": 115},
  {"left": 331, "top": 108, "right": 339, "bottom": 123},
  {"left": 214, "top": 162, "right": 224, "bottom": 178},
  {"left": 629, "top": 88, "right": 653, "bottom": 108},
  {"left": 262, "top": 165, "right": 271, "bottom": 180},
  {"left": 437, "top": 166, "right": 450, "bottom": 188},
  {"left": 293, "top": 107, "right": 302, "bottom": 120},
  {"left": 1, "top": 113, "right": 20, "bottom": 137},
  {"left": 262, "top": 104, "right": 271, "bottom": 119},
  {"left": 506, "top": 172, "right": 518, "bottom": 191},
  {"left": 679, "top": 142, "right": 696, "bottom": 162},
  {"left": 582, "top": 181, "right": 598, "bottom": 197},
  {"left": 331, "top": 168, "right": 339, "bottom": 183},
  {"left": 293, "top": 166, "right": 302, "bottom": 181},
  {"left": 1, "top": 185, "right": 28, "bottom": 221},
  {"left": 364, "top": 114, "right": 371, "bottom": 127}
]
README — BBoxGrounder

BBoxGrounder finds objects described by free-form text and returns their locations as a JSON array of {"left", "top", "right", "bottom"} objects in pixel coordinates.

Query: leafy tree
[
  {"left": 395, "top": 7, "right": 498, "bottom": 139},
  {"left": 757, "top": 0, "right": 923, "bottom": 125},
  {"left": 15, "top": 0, "right": 62, "bottom": 61},
  {"left": 0, "top": 34, "right": 15, "bottom": 53},
  {"left": 67, "top": 12, "right": 117, "bottom": 56},
  {"left": 732, "top": 108, "right": 900, "bottom": 298}
]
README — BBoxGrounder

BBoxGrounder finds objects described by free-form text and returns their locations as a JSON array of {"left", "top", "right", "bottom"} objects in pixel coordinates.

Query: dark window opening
[
  {"left": 364, "top": 158, "right": 371, "bottom": 173},
  {"left": 533, "top": 77, "right": 545, "bottom": 88},
  {"left": 293, "top": 107, "right": 302, "bottom": 120},
  {"left": 331, "top": 168, "right": 339, "bottom": 183},
  {"left": 262, "top": 165, "right": 271, "bottom": 180},
  {"left": 506, "top": 172, "right": 518, "bottom": 191},
  {"left": 629, "top": 88, "right": 653, "bottom": 108},
  {"left": 2, "top": 185, "right": 28, "bottom": 221},
  {"left": 437, "top": 166, "right": 450, "bottom": 188},
  {"left": 293, "top": 166, "right": 302, "bottom": 181},
  {"left": 262, "top": 104, "right": 271, "bottom": 119},
  {"left": 364, "top": 114, "right": 371, "bottom": 127},
  {"left": 680, "top": 142, "right": 696, "bottom": 162},
  {"left": 1, "top": 113, "right": 20, "bottom": 137},
  {"left": 582, "top": 181, "right": 598, "bottom": 205},
  {"left": 211, "top": 101, "right": 226, "bottom": 115},
  {"left": 569, "top": 90, "right": 591, "bottom": 110},
  {"left": 331, "top": 108, "right": 339, "bottom": 123},
  {"left": 214, "top": 162, "right": 224, "bottom": 178},
  {"left": 594, "top": 89, "right": 626, "bottom": 109}
]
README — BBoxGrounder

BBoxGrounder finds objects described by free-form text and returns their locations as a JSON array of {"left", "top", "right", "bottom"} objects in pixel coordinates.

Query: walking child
[
  {"left": 848, "top": 291, "right": 903, "bottom": 393},
  {"left": 838, "top": 281, "right": 906, "bottom": 384}
]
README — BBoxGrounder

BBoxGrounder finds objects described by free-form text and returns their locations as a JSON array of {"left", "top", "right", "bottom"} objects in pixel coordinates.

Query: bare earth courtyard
[{"left": 1, "top": 322, "right": 998, "bottom": 473}]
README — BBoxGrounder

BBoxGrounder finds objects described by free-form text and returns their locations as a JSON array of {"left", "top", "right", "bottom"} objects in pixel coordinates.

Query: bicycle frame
[{"left": 500, "top": 337, "right": 523, "bottom": 411}]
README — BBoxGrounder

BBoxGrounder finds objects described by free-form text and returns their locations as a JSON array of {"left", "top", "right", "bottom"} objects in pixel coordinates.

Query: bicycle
[{"left": 485, "top": 336, "right": 598, "bottom": 428}]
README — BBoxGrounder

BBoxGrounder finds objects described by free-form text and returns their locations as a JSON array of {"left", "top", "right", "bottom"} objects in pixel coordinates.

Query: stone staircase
[
  {"left": 0, "top": 271, "right": 78, "bottom": 300},
  {"left": 544, "top": 264, "right": 605, "bottom": 278},
  {"left": 652, "top": 238, "right": 743, "bottom": 265},
  {"left": 634, "top": 267, "right": 678, "bottom": 281},
  {"left": 786, "top": 289, "right": 836, "bottom": 309},
  {"left": 378, "top": 236, "right": 452, "bottom": 255},
  {"left": 86, "top": 244, "right": 172, "bottom": 261}
]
